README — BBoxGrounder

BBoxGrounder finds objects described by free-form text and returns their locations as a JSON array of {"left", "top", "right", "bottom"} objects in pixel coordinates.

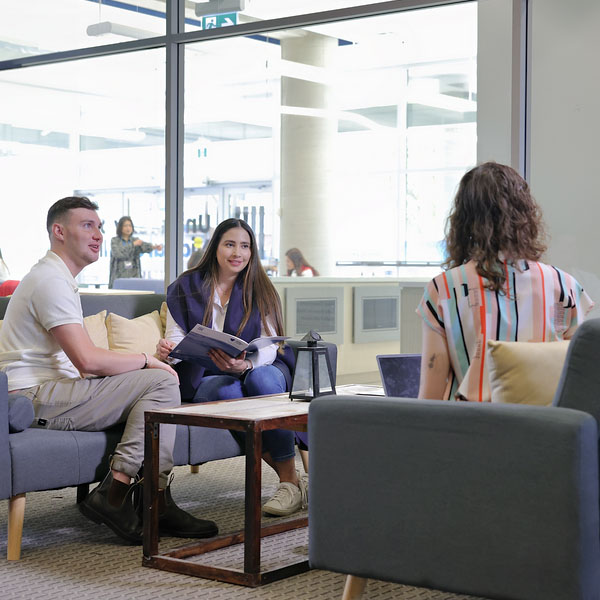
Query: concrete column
[
  {"left": 279, "top": 31, "right": 337, "bottom": 276},
  {"left": 477, "top": 0, "right": 524, "bottom": 170}
]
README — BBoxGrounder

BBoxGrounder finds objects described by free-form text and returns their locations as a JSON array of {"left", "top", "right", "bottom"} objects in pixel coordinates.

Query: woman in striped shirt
[{"left": 417, "top": 162, "right": 593, "bottom": 402}]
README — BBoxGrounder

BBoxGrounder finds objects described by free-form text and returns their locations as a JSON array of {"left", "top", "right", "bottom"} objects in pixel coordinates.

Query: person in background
[
  {"left": 0, "top": 248, "right": 19, "bottom": 296},
  {"left": 157, "top": 218, "right": 307, "bottom": 517},
  {"left": 285, "top": 248, "right": 319, "bottom": 277},
  {"left": 0, "top": 196, "right": 218, "bottom": 544},
  {"left": 0, "top": 248, "right": 9, "bottom": 283},
  {"left": 109, "top": 216, "right": 162, "bottom": 288},
  {"left": 187, "top": 248, "right": 204, "bottom": 270},
  {"left": 417, "top": 161, "right": 593, "bottom": 402}
]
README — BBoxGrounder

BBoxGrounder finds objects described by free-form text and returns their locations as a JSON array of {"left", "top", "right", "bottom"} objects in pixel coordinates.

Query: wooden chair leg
[
  {"left": 190, "top": 465, "right": 200, "bottom": 474},
  {"left": 342, "top": 575, "right": 367, "bottom": 600},
  {"left": 299, "top": 448, "right": 309, "bottom": 473},
  {"left": 7, "top": 493, "right": 26, "bottom": 561}
]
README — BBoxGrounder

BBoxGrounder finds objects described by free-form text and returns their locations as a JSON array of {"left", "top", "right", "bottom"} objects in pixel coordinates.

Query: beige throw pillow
[
  {"left": 159, "top": 301, "right": 168, "bottom": 336},
  {"left": 487, "top": 339, "right": 570, "bottom": 406},
  {"left": 106, "top": 311, "right": 163, "bottom": 356},
  {"left": 83, "top": 310, "right": 109, "bottom": 349}
]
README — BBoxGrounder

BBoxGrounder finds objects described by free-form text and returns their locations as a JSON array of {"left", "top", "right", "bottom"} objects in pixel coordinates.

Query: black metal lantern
[{"left": 290, "top": 330, "right": 336, "bottom": 402}]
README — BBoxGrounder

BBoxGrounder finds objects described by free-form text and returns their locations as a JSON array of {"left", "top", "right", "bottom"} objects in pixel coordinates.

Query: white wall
[
  {"left": 477, "top": 0, "right": 600, "bottom": 311},
  {"left": 273, "top": 278, "right": 426, "bottom": 383},
  {"left": 528, "top": 0, "right": 600, "bottom": 311}
]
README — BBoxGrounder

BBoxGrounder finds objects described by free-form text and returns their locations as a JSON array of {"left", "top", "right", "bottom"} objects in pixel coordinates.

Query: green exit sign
[{"left": 202, "top": 13, "right": 237, "bottom": 29}]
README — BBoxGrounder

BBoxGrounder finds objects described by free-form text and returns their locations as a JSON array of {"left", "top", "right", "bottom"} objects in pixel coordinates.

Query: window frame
[{"left": 0, "top": 0, "right": 527, "bottom": 283}]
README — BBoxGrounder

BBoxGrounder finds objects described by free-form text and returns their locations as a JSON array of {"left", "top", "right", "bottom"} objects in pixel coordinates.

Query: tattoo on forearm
[{"left": 428, "top": 353, "right": 436, "bottom": 369}]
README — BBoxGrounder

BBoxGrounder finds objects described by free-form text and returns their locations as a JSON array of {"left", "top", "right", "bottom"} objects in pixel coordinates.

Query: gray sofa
[
  {"left": 0, "top": 293, "right": 242, "bottom": 560},
  {"left": 308, "top": 318, "right": 600, "bottom": 600}
]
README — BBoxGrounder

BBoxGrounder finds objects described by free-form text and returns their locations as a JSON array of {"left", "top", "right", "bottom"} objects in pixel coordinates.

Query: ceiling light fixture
[
  {"left": 86, "top": 21, "right": 155, "bottom": 40},
  {"left": 195, "top": 0, "right": 245, "bottom": 17}
]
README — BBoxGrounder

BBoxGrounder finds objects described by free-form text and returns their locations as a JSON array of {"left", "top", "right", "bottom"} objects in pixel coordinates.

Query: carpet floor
[{"left": 0, "top": 456, "right": 484, "bottom": 600}]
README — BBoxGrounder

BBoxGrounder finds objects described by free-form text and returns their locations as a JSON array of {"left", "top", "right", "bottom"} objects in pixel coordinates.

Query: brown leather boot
[
  {"left": 157, "top": 485, "right": 219, "bottom": 539},
  {"left": 134, "top": 478, "right": 219, "bottom": 539},
  {"left": 79, "top": 472, "right": 143, "bottom": 544}
]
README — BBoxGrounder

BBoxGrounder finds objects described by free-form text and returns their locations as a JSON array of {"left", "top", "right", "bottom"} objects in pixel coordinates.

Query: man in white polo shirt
[{"left": 0, "top": 196, "right": 217, "bottom": 544}]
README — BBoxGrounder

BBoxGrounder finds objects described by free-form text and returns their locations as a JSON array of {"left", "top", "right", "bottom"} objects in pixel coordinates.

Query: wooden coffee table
[{"left": 142, "top": 394, "right": 310, "bottom": 587}]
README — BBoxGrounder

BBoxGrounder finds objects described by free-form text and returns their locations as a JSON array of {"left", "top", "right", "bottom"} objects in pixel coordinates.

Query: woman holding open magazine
[{"left": 156, "top": 218, "right": 306, "bottom": 517}]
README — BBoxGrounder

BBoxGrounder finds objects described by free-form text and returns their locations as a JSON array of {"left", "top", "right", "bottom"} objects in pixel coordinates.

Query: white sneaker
[
  {"left": 263, "top": 482, "right": 302, "bottom": 516},
  {"left": 297, "top": 470, "right": 308, "bottom": 508}
]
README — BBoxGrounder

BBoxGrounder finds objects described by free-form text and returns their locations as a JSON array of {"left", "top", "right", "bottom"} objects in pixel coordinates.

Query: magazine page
[
  {"left": 168, "top": 324, "right": 248, "bottom": 366},
  {"left": 168, "top": 324, "right": 289, "bottom": 367}
]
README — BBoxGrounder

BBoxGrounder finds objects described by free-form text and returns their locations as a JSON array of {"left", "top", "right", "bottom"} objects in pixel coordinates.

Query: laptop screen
[{"left": 376, "top": 354, "right": 421, "bottom": 398}]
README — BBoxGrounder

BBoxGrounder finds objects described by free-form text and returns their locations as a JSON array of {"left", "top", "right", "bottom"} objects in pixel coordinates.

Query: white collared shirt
[{"left": 0, "top": 251, "right": 82, "bottom": 390}]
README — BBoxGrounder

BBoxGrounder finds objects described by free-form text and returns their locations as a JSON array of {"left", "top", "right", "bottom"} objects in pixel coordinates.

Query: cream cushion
[
  {"left": 83, "top": 310, "right": 109, "bottom": 350},
  {"left": 160, "top": 301, "right": 168, "bottom": 334},
  {"left": 487, "top": 339, "right": 570, "bottom": 406},
  {"left": 106, "top": 310, "right": 163, "bottom": 356}
]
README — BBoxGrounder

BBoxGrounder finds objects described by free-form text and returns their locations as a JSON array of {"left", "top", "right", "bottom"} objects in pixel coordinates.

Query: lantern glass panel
[
  {"left": 317, "top": 352, "right": 334, "bottom": 393},
  {"left": 291, "top": 349, "right": 312, "bottom": 397}
]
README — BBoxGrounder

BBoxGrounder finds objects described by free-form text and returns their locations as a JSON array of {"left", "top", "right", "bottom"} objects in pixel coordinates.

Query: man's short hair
[{"left": 46, "top": 196, "right": 99, "bottom": 235}]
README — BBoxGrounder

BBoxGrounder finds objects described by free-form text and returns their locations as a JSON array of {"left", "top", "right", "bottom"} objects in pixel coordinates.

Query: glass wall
[
  {"left": 0, "top": 49, "right": 165, "bottom": 285},
  {"left": 0, "top": 0, "right": 478, "bottom": 286},
  {"left": 183, "top": 3, "right": 477, "bottom": 277},
  {"left": 0, "top": 0, "right": 165, "bottom": 59}
]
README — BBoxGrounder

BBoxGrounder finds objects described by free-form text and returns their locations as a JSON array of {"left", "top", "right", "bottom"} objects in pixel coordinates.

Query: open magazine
[{"left": 168, "top": 323, "right": 288, "bottom": 370}]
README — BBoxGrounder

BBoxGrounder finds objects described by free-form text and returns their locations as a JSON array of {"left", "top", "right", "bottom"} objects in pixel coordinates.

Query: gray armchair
[{"left": 308, "top": 318, "right": 600, "bottom": 600}]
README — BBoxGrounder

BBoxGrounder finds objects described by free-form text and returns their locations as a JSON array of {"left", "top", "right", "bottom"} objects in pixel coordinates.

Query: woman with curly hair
[{"left": 417, "top": 161, "right": 593, "bottom": 402}]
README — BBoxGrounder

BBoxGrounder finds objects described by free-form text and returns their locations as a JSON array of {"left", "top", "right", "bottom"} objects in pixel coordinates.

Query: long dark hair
[
  {"left": 189, "top": 218, "right": 285, "bottom": 336},
  {"left": 443, "top": 161, "right": 547, "bottom": 292},
  {"left": 285, "top": 247, "right": 319, "bottom": 276},
  {"left": 116, "top": 216, "right": 134, "bottom": 239}
]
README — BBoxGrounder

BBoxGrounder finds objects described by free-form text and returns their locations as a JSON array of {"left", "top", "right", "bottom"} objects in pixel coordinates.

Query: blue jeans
[{"left": 193, "top": 365, "right": 295, "bottom": 463}]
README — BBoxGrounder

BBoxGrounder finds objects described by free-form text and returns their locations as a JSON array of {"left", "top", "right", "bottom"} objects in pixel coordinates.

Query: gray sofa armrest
[
  {"left": 555, "top": 318, "right": 600, "bottom": 423},
  {"left": 308, "top": 395, "right": 600, "bottom": 600},
  {"left": 0, "top": 372, "right": 12, "bottom": 499}
]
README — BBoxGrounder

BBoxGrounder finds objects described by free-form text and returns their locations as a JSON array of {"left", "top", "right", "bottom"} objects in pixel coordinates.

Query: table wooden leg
[
  {"left": 244, "top": 423, "right": 263, "bottom": 575},
  {"left": 143, "top": 421, "right": 160, "bottom": 559},
  {"left": 141, "top": 404, "right": 309, "bottom": 586}
]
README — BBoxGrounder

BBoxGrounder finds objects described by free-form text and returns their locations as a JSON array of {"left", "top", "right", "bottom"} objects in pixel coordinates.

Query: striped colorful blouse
[{"left": 416, "top": 259, "right": 594, "bottom": 402}]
